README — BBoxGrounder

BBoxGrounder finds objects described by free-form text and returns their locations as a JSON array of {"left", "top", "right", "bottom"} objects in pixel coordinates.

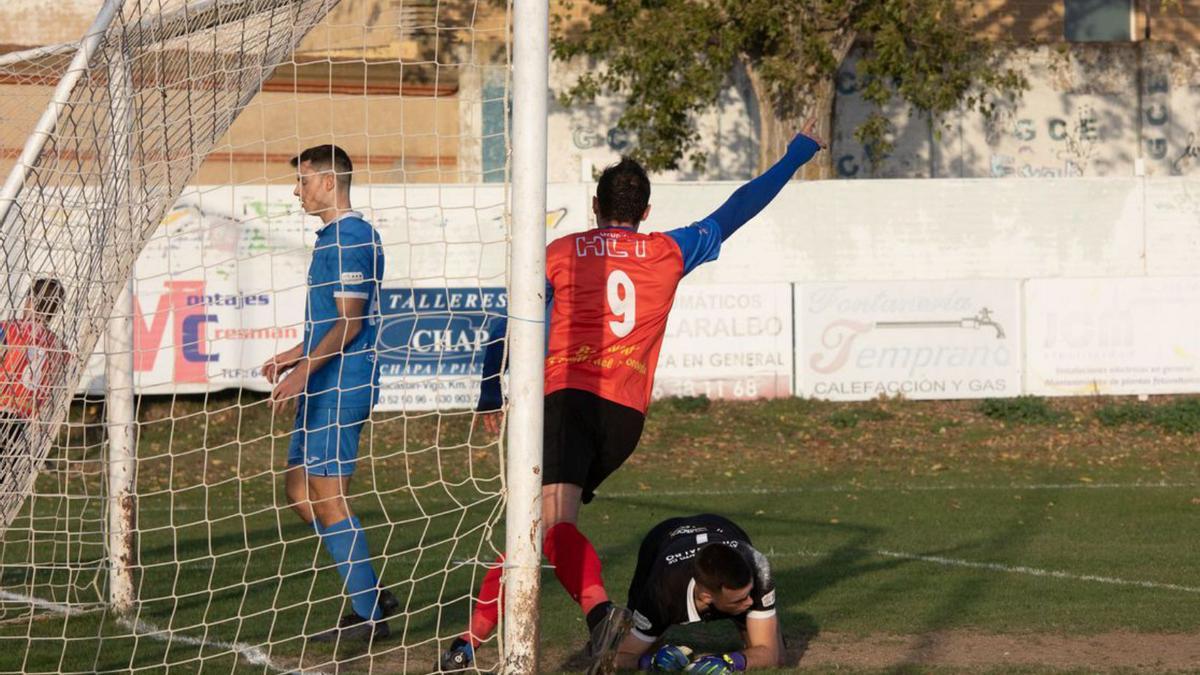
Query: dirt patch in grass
[{"left": 795, "top": 630, "right": 1200, "bottom": 672}]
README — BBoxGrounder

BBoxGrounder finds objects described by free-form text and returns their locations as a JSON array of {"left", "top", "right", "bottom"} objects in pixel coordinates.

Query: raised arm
[
  {"left": 476, "top": 315, "right": 507, "bottom": 413},
  {"left": 473, "top": 283, "right": 554, "bottom": 423},
  {"left": 706, "top": 119, "right": 826, "bottom": 242}
]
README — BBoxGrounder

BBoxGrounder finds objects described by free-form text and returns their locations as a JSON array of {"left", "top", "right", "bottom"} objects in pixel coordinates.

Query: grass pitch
[{"left": 2, "top": 392, "right": 1200, "bottom": 673}]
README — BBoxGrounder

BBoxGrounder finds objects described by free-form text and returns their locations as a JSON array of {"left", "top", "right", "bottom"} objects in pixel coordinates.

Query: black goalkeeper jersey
[{"left": 626, "top": 514, "right": 777, "bottom": 642}]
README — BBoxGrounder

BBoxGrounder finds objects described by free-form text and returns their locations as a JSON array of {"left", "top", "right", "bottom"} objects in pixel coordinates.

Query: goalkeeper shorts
[
  {"left": 287, "top": 400, "right": 371, "bottom": 477},
  {"left": 543, "top": 388, "right": 645, "bottom": 504}
]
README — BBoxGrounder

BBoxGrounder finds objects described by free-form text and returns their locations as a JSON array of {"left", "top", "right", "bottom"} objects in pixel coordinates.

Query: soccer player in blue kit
[{"left": 262, "top": 144, "right": 395, "bottom": 643}]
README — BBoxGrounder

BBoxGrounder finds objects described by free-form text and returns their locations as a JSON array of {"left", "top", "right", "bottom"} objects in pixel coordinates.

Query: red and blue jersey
[
  {"left": 475, "top": 133, "right": 822, "bottom": 414},
  {"left": 544, "top": 220, "right": 721, "bottom": 413}
]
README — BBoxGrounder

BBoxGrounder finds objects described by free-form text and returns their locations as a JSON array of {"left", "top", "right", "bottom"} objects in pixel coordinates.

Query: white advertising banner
[
  {"left": 796, "top": 280, "right": 1022, "bottom": 400},
  {"left": 654, "top": 284, "right": 793, "bottom": 400},
  {"left": 79, "top": 183, "right": 589, "bottom": 410},
  {"left": 1025, "top": 277, "right": 1200, "bottom": 396},
  {"left": 73, "top": 178, "right": 1200, "bottom": 408}
]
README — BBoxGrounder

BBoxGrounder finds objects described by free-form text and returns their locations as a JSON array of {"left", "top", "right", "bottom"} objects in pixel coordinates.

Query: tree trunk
[{"left": 743, "top": 32, "right": 857, "bottom": 180}]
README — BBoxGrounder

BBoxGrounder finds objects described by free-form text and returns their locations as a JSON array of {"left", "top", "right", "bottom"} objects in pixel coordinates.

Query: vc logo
[{"left": 134, "top": 280, "right": 217, "bottom": 383}]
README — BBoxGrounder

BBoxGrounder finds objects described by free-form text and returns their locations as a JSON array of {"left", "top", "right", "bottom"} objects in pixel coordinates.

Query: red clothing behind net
[{"left": 0, "top": 320, "right": 68, "bottom": 419}]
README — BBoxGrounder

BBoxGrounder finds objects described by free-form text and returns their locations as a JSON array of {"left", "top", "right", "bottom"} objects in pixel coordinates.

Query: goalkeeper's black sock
[{"left": 586, "top": 601, "right": 613, "bottom": 633}]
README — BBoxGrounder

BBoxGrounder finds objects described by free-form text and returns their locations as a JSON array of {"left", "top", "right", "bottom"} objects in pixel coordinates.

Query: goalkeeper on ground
[
  {"left": 617, "top": 514, "right": 782, "bottom": 673},
  {"left": 440, "top": 123, "right": 823, "bottom": 673}
]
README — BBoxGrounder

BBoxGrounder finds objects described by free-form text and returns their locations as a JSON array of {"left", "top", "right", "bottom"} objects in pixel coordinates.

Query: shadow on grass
[{"left": 888, "top": 497, "right": 1048, "bottom": 673}]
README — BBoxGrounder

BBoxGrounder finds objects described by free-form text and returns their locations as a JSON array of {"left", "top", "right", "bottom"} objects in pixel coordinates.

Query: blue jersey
[{"left": 303, "top": 212, "right": 385, "bottom": 409}]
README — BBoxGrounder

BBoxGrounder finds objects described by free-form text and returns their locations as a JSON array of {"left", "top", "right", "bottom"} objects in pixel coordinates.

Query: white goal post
[
  {"left": 0, "top": 0, "right": 547, "bottom": 672},
  {"left": 503, "top": 0, "right": 548, "bottom": 671}
]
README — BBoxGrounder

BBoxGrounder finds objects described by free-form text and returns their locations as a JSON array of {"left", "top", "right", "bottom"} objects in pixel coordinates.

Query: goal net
[{"left": 0, "top": 0, "right": 521, "bottom": 672}]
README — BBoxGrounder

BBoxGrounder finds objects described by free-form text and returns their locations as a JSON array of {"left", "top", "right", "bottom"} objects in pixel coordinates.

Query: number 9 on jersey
[{"left": 606, "top": 270, "right": 636, "bottom": 337}]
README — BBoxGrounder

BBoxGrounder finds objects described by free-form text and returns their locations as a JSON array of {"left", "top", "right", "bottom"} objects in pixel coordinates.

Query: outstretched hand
[{"left": 790, "top": 116, "right": 827, "bottom": 154}]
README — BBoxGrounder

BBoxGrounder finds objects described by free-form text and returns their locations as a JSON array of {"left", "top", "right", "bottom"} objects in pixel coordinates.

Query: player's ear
[
  {"left": 592, "top": 196, "right": 600, "bottom": 220},
  {"left": 640, "top": 204, "right": 651, "bottom": 223}
]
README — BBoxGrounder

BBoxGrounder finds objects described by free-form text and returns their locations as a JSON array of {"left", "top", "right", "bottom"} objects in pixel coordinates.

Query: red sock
[
  {"left": 543, "top": 522, "right": 609, "bottom": 616},
  {"left": 463, "top": 554, "right": 505, "bottom": 647}
]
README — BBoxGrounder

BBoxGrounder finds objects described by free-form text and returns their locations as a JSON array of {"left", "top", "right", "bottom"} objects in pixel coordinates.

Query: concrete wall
[
  {"left": 0, "top": 0, "right": 502, "bottom": 185},
  {"left": 79, "top": 175, "right": 1200, "bottom": 405},
  {"left": 5, "top": 1, "right": 1200, "bottom": 185},
  {"left": 833, "top": 42, "right": 1200, "bottom": 179},
  {"left": 547, "top": 59, "right": 760, "bottom": 182}
]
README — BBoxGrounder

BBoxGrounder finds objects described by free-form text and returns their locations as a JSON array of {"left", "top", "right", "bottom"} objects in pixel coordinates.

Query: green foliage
[
  {"left": 551, "top": 0, "right": 1029, "bottom": 172},
  {"left": 829, "top": 405, "right": 895, "bottom": 429},
  {"left": 1094, "top": 401, "right": 1155, "bottom": 428},
  {"left": 658, "top": 394, "right": 713, "bottom": 413},
  {"left": 1156, "top": 398, "right": 1200, "bottom": 433},
  {"left": 1097, "top": 398, "right": 1200, "bottom": 434},
  {"left": 978, "top": 396, "right": 1061, "bottom": 425}
]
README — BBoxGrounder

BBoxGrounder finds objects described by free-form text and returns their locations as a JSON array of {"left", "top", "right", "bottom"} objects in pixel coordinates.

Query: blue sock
[{"left": 317, "top": 517, "right": 382, "bottom": 621}]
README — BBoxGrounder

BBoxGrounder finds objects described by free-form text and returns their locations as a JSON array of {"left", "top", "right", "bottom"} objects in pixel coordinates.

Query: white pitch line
[
  {"left": 762, "top": 550, "right": 1200, "bottom": 595},
  {"left": 0, "top": 590, "right": 98, "bottom": 617},
  {"left": 600, "top": 481, "right": 1199, "bottom": 500},
  {"left": 0, "top": 589, "right": 322, "bottom": 675},
  {"left": 136, "top": 482, "right": 1200, "bottom": 512},
  {"left": 874, "top": 550, "right": 1200, "bottom": 594}
]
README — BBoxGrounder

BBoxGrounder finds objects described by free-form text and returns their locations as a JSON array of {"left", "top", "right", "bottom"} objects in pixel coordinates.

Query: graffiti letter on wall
[
  {"left": 835, "top": 70, "right": 859, "bottom": 95},
  {"left": 1146, "top": 138, "right": 1168, "bottom": 160},
  {"left": 1013, "top": 119, "right": 1036, "bottom": 142},
  {"left": 1146, "top": 74, "right": 1169, "bottom": 95},
  {"left": 1079, "top": 116, "right": 1099, "bottom": 140},
  {"left": 1146, "top": 104, "right": 1169, "bottom": 127},
  {"left": 1048, "top": 118, "right": 1067, "bottom": 141},
  {"left": 836, "top": 155, "right": 860, "bottom": 178}
]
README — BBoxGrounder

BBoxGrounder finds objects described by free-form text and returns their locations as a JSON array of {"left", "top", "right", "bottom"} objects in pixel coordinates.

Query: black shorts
[
  {"left": 0, "top": 414, "right": 28, "bottom": 487},
  {"left": 543, "top": 388, "right": 645, "bottom": 504},
  {"left": 627, "top": 514, "right": 750, "bottom": 605},
  {"left": 0, "top": 414, "right": 27, "bottom": 453}
]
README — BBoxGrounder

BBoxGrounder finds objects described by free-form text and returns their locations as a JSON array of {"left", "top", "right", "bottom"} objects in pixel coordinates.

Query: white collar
[
  {"left": 685, "top": 578, "right": 702, "bottom": 623},
  {"left": 316, "top": 210, "right": 363, "bottom": 234}
]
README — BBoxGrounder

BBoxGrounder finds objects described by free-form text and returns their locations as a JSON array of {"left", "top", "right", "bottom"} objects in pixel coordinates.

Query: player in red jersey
[
  {"left": 0, "top": 278, "right": 68, "bottom": 474},
  {"left": 441, "top": 122, "right": 825, "bottom": 674}
]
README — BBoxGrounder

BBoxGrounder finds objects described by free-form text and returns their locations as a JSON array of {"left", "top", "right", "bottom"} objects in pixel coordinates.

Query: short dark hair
[
  {"left": 694, "top": 544, "right": 752, "bottom": 593},
  {"left": 596, "top": 157, "right": 650, "bottom": 224},
  {"left": 28, "top": 278, "right": 64, "bottom": 317},
  {"left": 290, "top": 144, "right": 353, "bottom": 192}
]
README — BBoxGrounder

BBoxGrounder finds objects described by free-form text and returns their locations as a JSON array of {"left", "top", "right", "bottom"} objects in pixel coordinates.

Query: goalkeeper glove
[
  {"left": 685, "top": 652, "right": 747, "bottom": 674},
  {"left": 638, "top": 644, "right": 692, "bottom": 671}
]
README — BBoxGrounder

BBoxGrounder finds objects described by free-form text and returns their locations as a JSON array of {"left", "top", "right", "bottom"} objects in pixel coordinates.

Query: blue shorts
[{"left": 287, "top": 402, "right": 371, "bottom": 477}]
